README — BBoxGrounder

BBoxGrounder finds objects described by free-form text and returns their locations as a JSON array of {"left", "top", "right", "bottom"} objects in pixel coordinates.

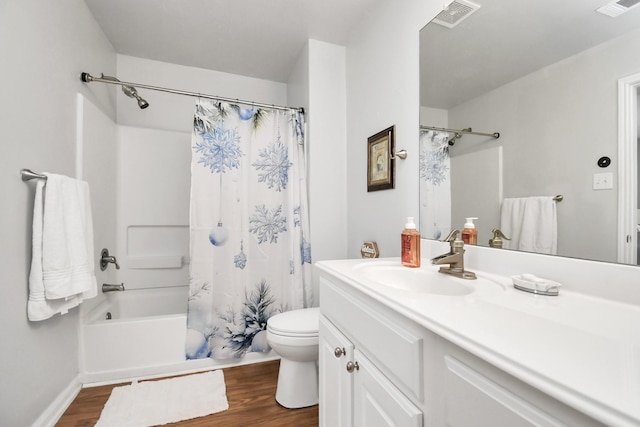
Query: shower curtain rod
[
  {"left": 80, "top": 72, "right": 304, "bottom": 114},
  {"left": 420, "top": 125, "right": 500, "bottom": 139}
]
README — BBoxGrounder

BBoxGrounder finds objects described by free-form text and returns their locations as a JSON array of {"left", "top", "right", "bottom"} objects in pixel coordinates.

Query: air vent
[
  {"left": 596, "top": 0, "right": 640, "bottom": 17},
  {"left": 432, "top": 0, "right": 481, "bottom": 28}
]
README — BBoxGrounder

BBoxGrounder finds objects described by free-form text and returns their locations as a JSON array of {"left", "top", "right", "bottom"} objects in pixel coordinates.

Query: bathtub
[{"left": 80, "top": 286, "right": 278, "bottom": 384}]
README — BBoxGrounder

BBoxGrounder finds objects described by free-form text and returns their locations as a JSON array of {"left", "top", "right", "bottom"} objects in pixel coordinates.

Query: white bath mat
[{"left": 96, "top": 370, "right": 229, "bottom": 427}]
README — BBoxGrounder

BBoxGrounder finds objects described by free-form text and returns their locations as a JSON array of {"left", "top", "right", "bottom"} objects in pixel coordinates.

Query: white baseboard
[{"left": 31, "top": 375, "right": 81, "bottom": 427}]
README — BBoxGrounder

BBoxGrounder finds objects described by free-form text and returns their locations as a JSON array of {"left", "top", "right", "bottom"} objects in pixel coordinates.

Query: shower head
[
  {"left": 121, "top": 85, "right": 149, "bottom": 109},
  {"left": 447, "top": 132, "right": 462, "bottom": 146},
  {"left": 91, "top": 74, "right": 149, "bottom": 109}
]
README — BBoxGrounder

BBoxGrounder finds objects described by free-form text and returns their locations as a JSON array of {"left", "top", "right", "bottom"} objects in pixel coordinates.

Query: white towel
[
  {"left": 27, "top": 173, "right": 97, "bottom": 321},
  {"left": 500, "top": 196, "right": 557, "bottom": 255}
]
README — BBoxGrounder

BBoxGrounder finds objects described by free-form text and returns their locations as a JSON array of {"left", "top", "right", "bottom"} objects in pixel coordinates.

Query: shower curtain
[
  {"left": 419, "top": 130, "right": 451, "bottom": 239},
  {"left": 186, "top": 100, "right": 312, "bottom": 360}
]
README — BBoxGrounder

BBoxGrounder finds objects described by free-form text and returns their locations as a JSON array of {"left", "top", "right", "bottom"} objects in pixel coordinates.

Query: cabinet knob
[
  {"left": 334, "top": 347, "right": 346, "bottom": 358},
  {"left": 346, "top": 361, "right": 360, "bottom": 373}
]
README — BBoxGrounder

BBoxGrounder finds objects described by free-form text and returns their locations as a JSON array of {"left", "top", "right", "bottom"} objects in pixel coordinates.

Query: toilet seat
[{"left": 267, "top": 307, "right": 319, "bottom": 337}]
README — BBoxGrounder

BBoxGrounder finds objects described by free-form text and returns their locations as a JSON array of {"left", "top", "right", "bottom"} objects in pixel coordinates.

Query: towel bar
[{"left": 21, "top": 169, "right": 47, "bottom": 181}]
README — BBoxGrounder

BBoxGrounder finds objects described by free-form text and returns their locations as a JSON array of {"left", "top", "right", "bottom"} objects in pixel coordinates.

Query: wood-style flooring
[{"left": 56, "top": 360, "right": 318, "bottom": 426}]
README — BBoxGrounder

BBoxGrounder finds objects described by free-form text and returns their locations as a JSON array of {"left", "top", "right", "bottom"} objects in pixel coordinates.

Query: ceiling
[
  {"left": 85, "top": 0, "right": 640, "bottom": 105},
  {"left": 420, "top": 0, "right": 640, "bottom": 109},
  {"left": 84, "top": 0, "right": 382, "bottom": 83}
]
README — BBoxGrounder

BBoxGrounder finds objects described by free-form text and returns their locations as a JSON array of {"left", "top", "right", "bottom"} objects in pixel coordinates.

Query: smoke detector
[
  {"left": 596, "top": 0, "right": 640, "bottom": 17},
  {"left": 432, "top": 0, "right": 481, "bottom": 28}
]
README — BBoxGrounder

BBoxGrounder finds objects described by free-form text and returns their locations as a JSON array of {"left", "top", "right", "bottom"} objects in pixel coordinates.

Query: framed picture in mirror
[{"left": 367, "top": 125, "right": 395, "bottom": 192}]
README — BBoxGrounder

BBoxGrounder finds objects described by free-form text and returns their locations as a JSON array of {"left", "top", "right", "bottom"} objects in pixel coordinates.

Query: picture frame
[{"left": 367, "top": 125, "right": 395, "bottom": 192}]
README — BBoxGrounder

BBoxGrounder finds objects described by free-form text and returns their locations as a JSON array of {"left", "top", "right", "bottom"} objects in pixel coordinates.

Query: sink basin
[{"left": 352, "top": 261, "right": 504, "bottom": 296}]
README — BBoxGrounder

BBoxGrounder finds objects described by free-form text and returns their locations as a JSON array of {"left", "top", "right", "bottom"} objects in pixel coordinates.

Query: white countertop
[{"left": 315, "top": 258, "right": 640, "bottom": 427}]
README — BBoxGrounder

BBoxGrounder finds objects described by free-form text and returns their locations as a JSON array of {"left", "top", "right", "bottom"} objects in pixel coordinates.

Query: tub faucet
[
  {"left": 100, "top": 248, "right": 120, "bottom": 271},
  {"left": 430, "top": 230, "right": 477, "bottom": 280},
  {"left": 102, "top": 283, "right": 125, "bottom": 293}
]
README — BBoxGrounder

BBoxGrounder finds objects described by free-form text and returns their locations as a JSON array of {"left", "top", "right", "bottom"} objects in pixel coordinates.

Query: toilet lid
[{"left": 267, "top": 307, "right": 320, "bottom": 336}]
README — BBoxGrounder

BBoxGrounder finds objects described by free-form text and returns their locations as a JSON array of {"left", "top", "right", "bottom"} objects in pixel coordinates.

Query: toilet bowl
[{"left": 266, "top": 307, "right": 320, "bottom": 408}]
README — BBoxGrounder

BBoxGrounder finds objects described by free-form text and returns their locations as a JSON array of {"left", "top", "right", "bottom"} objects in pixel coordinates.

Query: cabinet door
[
  {"left": 353, "top": 350, "right": 422, "bottom": 427},
  {"left": 319, "top": 315, "right": 354, "bottom": 427},
  {"left": 444, "top": 356, "right": 567, "bottom": 427}
]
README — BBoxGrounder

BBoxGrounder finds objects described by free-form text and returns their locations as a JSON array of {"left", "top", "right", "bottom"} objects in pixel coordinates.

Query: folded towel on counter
[
  {"left": 500, "top": 196, "right": 557, "bottom": 255},
  {"left": 28, "top": 173, "right": 97, "bottom": 321}
]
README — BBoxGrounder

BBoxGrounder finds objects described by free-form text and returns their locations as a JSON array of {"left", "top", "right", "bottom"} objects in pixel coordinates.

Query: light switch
[{"left": 593, "top": 172, "right": 613, "bottom": 190}]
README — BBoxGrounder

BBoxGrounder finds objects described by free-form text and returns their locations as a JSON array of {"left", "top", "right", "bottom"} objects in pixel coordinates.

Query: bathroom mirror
[{"left": 419, "top": 0, "right": 640, "bottom": 265}]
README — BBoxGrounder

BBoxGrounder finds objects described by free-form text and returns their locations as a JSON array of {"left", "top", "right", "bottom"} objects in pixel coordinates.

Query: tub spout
[{"left": 102, "top": 283, "right": 125, "bottom": 293}]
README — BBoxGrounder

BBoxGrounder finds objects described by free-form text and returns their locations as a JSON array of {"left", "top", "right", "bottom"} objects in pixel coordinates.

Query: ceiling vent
[
  {"left": 432, "top": 0, "right": 481, "bottom": 28},
  {"left": 596, "top": 0, "right": 640, "bottom": 17}
]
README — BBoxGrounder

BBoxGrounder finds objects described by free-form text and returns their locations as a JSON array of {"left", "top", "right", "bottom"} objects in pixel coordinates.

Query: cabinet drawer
[{"left": 320, "top": 276, "right": 424, "bottom": 402}]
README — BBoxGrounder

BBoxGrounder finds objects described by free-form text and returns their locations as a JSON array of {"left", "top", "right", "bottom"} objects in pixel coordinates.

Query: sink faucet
[{"left": 430, "top": 230, "right": 477, "bottom": 280}]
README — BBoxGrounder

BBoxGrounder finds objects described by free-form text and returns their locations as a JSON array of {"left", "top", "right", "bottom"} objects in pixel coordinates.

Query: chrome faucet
[
  {"left": 102, "top": 283, "right": 125, "bottom": 293},
  {"left": 430, "top": 230, "right": 477, "bottom": 280},
  {"left": 99, "top": 248, "right": 120, "bottom": 271}
]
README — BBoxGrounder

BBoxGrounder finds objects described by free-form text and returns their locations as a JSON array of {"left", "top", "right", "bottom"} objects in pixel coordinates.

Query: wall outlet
[{"left": 593, "top": 172, "right": 613, "bottom": 190}]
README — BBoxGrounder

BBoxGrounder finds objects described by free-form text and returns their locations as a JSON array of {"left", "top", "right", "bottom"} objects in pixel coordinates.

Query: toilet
[{"left": 266, "top": 307, "right": 320, "bottom": 408}]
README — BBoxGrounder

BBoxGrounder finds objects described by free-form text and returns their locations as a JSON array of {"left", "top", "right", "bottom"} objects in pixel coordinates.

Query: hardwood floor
[{"left": 56, "top": 360, "right": 318, "bottom": 426}]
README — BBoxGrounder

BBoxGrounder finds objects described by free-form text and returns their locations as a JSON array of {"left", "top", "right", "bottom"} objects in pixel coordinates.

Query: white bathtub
[{"left": 80, "top": 286, "right": 278, "bottom": 384}]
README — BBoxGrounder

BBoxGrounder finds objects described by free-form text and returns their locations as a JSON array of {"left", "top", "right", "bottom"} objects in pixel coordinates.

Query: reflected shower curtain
[
  {"left": 186, "top": 101, "right": 312, "bottom": 360},
  {"left": 419, "top": 130, "right": 451, "bottom": 239}
]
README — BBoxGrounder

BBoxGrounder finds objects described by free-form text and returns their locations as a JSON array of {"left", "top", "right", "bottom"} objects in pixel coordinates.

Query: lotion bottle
[
  {"left": 461, "top": 217, "right": 478, "bottom": 245},
  {"left": 401, "top": 217, "right": 421, "bottom": 267}
]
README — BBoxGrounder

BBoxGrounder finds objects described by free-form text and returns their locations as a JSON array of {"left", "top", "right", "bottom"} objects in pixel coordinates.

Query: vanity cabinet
[
  {"left": 319, "top": 276, "right": 425, "bottom": 427},
  {"left": 353, "top": 350, "right": 422, "bottom": 427},
  {"left": 319, "top": 316, "right": 353, "bottom": 426},
  {"left": 318, "top": 268, "right": 605, "bottom": 427},
  {"left": 319, "top": 315, "right": 422, "bottom": 427}
]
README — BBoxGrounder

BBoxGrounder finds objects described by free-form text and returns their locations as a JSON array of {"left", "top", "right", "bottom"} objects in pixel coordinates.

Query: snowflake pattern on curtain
[
  {"left": 187, "top": 101, "right": 312, "bottom": 360},
  {"left": 249, "top": 205, "right": 287, "bottom": 244},
  {"left": 419, "top": 129, "right": 452, "bottom": 240},
  {"left": 193, "top": 127, "right": 243, "bottom": 173},
  {"left": 252, "top": 137, "right": 292, "bottom": 191},
  {"left": 419, "top": 130, "right": 450, "bottom": 185}
]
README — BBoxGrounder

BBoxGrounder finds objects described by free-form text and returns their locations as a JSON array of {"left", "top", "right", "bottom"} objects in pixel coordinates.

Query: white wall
[
  {"left": 77, "top": 95, "right": 118, "bottom": 317},
  {"left": 420, "top": 106, "right": 448, "bottom": 128},
  {"left": 345, "top": 0, "right": 442, "bottom": 258},
  {"left": 285, "top": 39, "right": 349, "bottom": 304},
  {"left": 0, "top": 1, "right": 116, "bottom": 425},
  {"left": 448, "top": 28, "right": 640, "bottom": 262},
  {"left": 306, "top": 40, "right": 348, "bottom": 262}
]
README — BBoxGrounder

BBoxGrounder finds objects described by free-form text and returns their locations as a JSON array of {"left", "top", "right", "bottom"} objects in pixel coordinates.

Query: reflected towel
[
  {"left": 500, "top": 197, "right": 557, "bottom": 255},
  {"left": 28, "top": 173, "right": 97, "bottom": 321}
]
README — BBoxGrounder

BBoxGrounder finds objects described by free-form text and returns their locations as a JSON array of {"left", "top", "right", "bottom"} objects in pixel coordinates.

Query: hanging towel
[
  {"left": 500, "top": 196, "right": 557, "bottom": 255},
  {"left": 28, "top": 173, "right": 97, "bottom": 321}
]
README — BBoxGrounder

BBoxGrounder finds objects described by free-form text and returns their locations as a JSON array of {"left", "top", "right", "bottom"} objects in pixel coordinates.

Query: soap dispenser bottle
[
  {"left": 461, "top": 217, "right": 478, "bottom": 245},
  {"left": 401, "top": 217, "right": 421, "bottom": 268}
]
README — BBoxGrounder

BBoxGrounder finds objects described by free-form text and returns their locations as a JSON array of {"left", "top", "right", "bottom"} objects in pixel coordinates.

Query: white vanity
[{"left": 316, "top": 257, "right": 640, "bottom": 427}]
